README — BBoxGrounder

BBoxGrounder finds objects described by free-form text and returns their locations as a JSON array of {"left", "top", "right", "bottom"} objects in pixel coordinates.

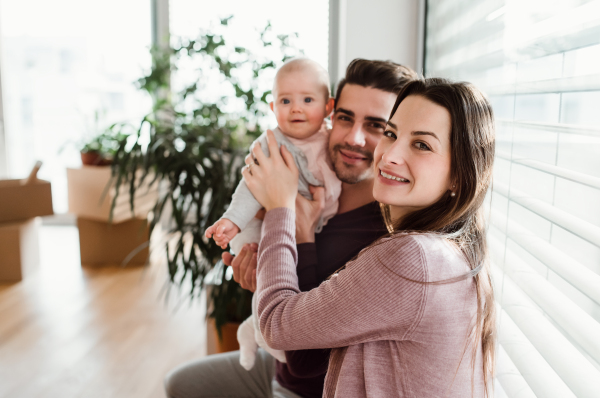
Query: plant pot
[
  {"left": 215, "top": 322, "right": 241, "bottom": 353},
  {"left": 81, "top": 151, "right": 112, "bottom": 166}
]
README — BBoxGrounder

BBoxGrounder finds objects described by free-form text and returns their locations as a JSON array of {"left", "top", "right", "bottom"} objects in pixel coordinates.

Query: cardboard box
[
  {"left": 0, "top": 179, "right": 53, "bottom": 223},
  {"left": 67, "top": 166, "right": 158, "bottom": 224},
  {"left": 0, "top": 220, "right": 40, "bottom": 282},
  {"left": 77, "top": 217, "right": 150, "bottom": 266}
]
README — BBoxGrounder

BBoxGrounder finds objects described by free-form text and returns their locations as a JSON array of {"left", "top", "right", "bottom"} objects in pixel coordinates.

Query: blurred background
[{"left": 0, "top": 1, "right": 599, "bottom": 397}]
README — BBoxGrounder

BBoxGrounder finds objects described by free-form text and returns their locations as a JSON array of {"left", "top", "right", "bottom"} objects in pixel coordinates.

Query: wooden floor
[{"left": 0, "top": 225, "right": 207, "bottom": 398}]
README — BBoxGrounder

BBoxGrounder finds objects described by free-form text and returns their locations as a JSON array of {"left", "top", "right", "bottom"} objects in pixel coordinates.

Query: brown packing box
[
  {"left": 67, "top": 166, "right": 158, "bottom": 224},
  {"left": 0, "top": 179, "right": 53, "bottom": 223},
  {"left": 77, "top": 217, "right": 150, "bottom": 266},
  {"left": 0, "top": 220, "right": 40, "bottom": 282}
]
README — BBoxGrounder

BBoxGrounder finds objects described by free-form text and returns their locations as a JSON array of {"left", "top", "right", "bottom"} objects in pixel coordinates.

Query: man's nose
[{"left": 345, "top": 123, "right": 366, "bottom": 147}]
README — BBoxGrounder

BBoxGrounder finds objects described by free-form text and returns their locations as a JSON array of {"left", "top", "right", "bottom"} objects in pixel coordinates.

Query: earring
[{"left": 450, "top": 191, "right": 456, "bottom": 197}]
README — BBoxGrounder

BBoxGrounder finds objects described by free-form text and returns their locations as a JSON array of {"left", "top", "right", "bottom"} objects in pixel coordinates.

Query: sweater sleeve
[{"left": 256, "top": 207, "right": 428, "bottom": 351}]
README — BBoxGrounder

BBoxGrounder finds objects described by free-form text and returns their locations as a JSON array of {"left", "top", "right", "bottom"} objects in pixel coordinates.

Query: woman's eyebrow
[
  {"left": 412, "top": 131, "right": 440, "bottom": 142},
  {"left": 387, "top": 121, "right": 398, "bottom": 130}
]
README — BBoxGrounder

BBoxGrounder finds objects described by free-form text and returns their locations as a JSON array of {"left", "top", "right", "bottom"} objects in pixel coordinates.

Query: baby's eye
[
  {"left": 304, "top": 97, "right": 313, "bottom": 103},
  {"left": 282, "top": 99, "right": 290, "bottom": 104}
]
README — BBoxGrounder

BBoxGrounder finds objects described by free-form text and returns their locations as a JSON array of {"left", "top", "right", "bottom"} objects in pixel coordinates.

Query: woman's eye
[
  {"left": 415, "top": 141, "right": 431, "bottom": 151},
  {"left": 304, "top": 98, "right": 313, "bottom": 103},
  {"left": 383, "top": 130, "right": 397, "bottom": 139}
]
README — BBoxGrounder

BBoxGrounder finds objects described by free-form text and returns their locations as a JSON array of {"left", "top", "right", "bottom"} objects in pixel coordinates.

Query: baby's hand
[{"left": 205, "top": 219, "right": 241, "bottom": 249}]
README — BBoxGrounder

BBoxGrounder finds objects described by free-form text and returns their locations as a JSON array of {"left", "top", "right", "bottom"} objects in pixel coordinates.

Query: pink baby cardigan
[
  {"left": 286, "top": 126, "right": 341, "bottom": 227},
  {"left": 256, "top": 208, "right": 484, "bottom": 398}
]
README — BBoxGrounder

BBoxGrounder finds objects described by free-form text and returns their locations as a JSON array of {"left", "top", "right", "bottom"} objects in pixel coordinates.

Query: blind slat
[
  {"left": 496, "top": 344, "right": 537, "bottom": 398},
  {"left": 497, "top": 120, "right": 600, "bottom": 138},
  {"left": 486, "top": 73, "right": 600, "bottom": 95},
  {"left": 490, "top": 209, "right": 600, "bottom": 305},
  {"left": 493, "top": 181, "right": 600, "bottom": 248},
  {"left": 491, "top": 262, "right": 600, "bottom": 397},
  {"left": 495, "top": 150, "right": 600, "bottom": 190},
  {"left": 490, "top": 238, "right": 600, "bottom": 366},
  {"left": 493, "top": 302, "right": 576, "bottom": 398}
]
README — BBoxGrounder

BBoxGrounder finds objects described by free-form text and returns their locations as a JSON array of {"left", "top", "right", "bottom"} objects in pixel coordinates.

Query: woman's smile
[{"left": 378, "top": 169, "right": 409, "bottom": 183}]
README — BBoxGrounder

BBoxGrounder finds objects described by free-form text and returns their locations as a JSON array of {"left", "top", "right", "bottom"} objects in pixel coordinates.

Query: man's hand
[
  {"left": 205, "top": 218, "right": 240, "bottom": 249},
  {"left": 295, "top": 185, "right": 325, "bottom": 244},
  {"left": 222, "top": 243, "right": 258, "bottom": 292}
]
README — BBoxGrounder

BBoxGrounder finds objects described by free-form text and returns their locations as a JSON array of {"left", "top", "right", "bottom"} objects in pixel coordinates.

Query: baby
[{"left": 205, "top": 58, "right": 341, "bottom": 370}]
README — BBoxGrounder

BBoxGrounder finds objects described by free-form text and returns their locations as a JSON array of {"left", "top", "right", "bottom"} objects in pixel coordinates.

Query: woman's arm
[{"left": 255, "top": 207, "right": 428, "bottom": 351}]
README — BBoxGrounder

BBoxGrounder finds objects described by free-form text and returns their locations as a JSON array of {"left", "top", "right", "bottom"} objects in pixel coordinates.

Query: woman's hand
[{"left": 242, "top": 130, "right": 299, "bottom": 212}]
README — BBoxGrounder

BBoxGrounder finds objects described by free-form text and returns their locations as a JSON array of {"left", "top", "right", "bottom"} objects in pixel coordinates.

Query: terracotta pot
[
  {"left": 215, "top": 322, "right": 241, "bottom": 353},
  {"left": 81, "top": 151, "right": 112, "bottom": 166}
]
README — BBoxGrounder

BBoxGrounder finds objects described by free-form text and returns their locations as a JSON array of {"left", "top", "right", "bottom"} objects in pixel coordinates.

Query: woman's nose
[{"left": 381, "top": 143, "right": 406, "bottom": 166}]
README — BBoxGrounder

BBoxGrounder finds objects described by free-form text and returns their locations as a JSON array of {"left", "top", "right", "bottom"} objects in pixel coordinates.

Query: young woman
[{"left": 242, "top": 78, "right": 496, "bottom": 398}]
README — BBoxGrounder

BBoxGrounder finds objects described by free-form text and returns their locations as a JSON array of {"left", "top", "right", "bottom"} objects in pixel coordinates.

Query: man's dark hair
[{"left": 334, "top": 59, "right": 418, "bottom": 107}]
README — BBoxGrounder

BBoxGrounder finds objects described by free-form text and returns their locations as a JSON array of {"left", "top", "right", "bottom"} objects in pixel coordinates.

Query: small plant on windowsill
[
  {"left": 108, "top": 17, "right": 301, "bottom": 343},
  {"left": 79, "top": 125, "right": 130, "bottom": 166}
]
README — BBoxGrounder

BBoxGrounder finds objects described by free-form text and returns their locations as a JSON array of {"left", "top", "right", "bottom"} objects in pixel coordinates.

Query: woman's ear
[
  {"left": 270, "top": 102, "right": 274, "bottom": 112},
  {"left": 325, "top": 98, "right": 335, "bottom": 116}
]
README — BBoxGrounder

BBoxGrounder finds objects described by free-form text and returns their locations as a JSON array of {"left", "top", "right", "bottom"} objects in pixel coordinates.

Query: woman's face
[{"left": 373, "top": 95, "right": 453, "bottom": 221}]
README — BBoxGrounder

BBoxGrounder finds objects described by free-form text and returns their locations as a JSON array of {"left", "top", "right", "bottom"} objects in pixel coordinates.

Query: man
[{"left": 165, "top": 59, "right": 417, "bottom": 398}]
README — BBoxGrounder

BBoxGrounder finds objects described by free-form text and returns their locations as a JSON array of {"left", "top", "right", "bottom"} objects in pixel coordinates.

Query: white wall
[{"left": 329, "top": 0, "right": 424, "bottom": 84}]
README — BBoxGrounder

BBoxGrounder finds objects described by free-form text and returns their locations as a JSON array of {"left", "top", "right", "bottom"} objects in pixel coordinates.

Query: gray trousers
[{"left": 164, "top": 349, "right": 304, "bottom": 398}]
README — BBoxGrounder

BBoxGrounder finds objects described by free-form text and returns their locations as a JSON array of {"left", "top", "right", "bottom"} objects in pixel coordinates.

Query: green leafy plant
[
  {"left": 109, "top": 17, "right": 301, "bottom": 336},
  {"left": 80, "top": 125, "right": 129, "bottom": 157}
]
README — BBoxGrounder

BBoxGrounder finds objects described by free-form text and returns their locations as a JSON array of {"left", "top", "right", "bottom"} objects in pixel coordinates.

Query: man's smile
[{"left": 338, "top": 148, "right": 370, "bottom": 164}]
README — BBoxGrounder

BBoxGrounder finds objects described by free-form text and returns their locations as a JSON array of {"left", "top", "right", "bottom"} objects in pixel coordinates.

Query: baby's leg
[
  {"left": 237, "top": 315, "right": 259, "bottom": 370},
  {"left": 252, "top": 293, "right": 287, "bottom": 363}
]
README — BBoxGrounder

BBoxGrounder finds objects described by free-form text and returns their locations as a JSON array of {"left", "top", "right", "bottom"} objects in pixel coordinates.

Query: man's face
[{"left": 329, "top": 84, "right": 398, "bottom": 184}]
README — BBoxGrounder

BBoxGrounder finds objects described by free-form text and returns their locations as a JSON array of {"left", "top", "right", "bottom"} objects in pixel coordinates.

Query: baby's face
[{"left": 270, "top": 70, "right": 331, "bottom": 140}]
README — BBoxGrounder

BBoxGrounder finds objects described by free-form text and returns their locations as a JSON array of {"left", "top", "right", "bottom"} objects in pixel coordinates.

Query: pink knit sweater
[{"left": 256, "top": 208, "right": 484, "bottom": 398}]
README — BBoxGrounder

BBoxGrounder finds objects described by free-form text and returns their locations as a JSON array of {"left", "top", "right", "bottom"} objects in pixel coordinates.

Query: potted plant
[
  {"left": 80, "top": 126, "right": 129, "bottom": 166},
  {"left": 109, "top": 17, "right": 301, "bottom": 347}
]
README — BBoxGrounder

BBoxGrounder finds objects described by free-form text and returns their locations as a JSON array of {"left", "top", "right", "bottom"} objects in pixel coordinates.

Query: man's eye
[
  {"left": 383, "top": 130, "right": 397, "bottom": 139},
  {"left": 368, "top": 123, "right": 385, "bottom": 131},
  {"left": 304, "top": 98, "right": 313, "bottom": 103},
  {"left": 336, "top": 115, "right": 351, "bottom": 122}
]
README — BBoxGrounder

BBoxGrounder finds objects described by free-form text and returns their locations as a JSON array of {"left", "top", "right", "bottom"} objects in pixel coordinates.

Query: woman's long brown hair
[{"left": 381, "top": 78, "right": 496, "bottom": 396}]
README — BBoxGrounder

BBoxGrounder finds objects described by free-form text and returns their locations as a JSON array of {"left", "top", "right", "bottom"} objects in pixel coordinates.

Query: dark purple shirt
[{"left": 275, "top": 201, "right": 387, "bottom": 398}]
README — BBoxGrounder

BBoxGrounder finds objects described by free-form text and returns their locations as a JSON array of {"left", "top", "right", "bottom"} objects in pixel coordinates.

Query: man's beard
[{"left": 329, "top": 144, "right": 374, "bottom": 184}]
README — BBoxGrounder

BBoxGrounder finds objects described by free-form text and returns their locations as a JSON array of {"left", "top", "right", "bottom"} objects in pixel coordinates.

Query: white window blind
[{"left": 425, "top": 1, "right": 600, "bottom": 397}]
